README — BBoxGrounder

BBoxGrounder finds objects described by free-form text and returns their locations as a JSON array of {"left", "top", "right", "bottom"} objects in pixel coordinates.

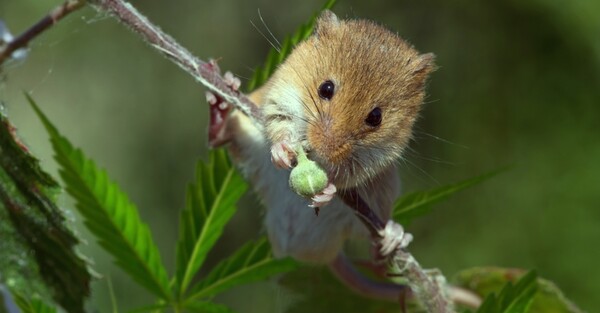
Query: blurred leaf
[
  {"left": 186, "top": 237, "right": 299, "bottom": 301},
  {"left": 245, "top": 0, "right": 337, "bottom": 92},
  {"left": 12, "top": 293, "right": 57, "bottom": 313},
  {"left": 279, "top": 266, "right": 412, "bottom": 313},
  {"left": 475, "top": 271, "right": 537, "bottom": 313},
  {"left": 0, "top": 113, "right": 91, "bottom": 312},
  {"left": 183, "top": 301, "right": 233, "bottom": 313},
  {"left": 27, "top": 94, "right": 171, "bottom": 301},
  {"left": 454, "top": 267, "right": 583, "bottom": 313},
  {"left": 126, "top": 303, "right": 170, "bottom": 313},
  {"left": 176, "top": 149, "right": 248, "bottom": 295},
  {"left": 393, "top": 168, "right": 505, "bottom": 224}
]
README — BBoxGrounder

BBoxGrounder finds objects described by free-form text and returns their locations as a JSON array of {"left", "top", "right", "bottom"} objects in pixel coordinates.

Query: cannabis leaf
[
  {"left": 186, "top": 237, "right": 298, "bottom": 302},
  {"left": 476, "top": 271, "right": 538, "bottom": 313},
  {"left": 182, "top": 301, "right": 234, "bottom": 313},
  {"left": 175, "top": 149, "right": 248, "bottom": 295},
  {"left": 28, "top": 94, "right": 171, "bottom": 301},
  {"left": 0, "top": 113, "right": 91, "bottom": 313},
  {"left": 454, "top": 267, "right": 582, "bottom": 313},
  {"left": 12, "top": 293, "right": 57, "bottom": 313},
  {"left": 393, "top": 168, "right": 505, "bottom": 224}
]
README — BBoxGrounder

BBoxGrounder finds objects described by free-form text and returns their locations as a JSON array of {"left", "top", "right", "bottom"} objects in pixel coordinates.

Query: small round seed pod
[{"left": 289, "top": 149, "right": 328, "bottom": 198}]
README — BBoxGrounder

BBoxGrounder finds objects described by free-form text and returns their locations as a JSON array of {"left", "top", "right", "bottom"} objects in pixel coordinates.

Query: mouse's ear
[
  {"left": 410, "top": 53, "right": 436, "bottom": 89},
  {"left": 314, "top": 10, "right": 340, "bottom": 38},
  {"left": 413, "top": 53, "right": 436, "bottom": 75}
]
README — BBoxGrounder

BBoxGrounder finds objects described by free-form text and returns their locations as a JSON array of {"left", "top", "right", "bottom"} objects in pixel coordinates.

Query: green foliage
[
  {"left": 183, "top": 301, "right": 234, "bottom": 313},
  {"left": 175, "top": 149, "right": 248, "bottom": 295},
  {"left": 27, "top": 95, "right": 299, "bottom": 312},
  {"left": 0, "top": 113, "right": 91, "bottom": 312},
  {"left": 27, "top": 94, "right": 172, "bottom": 301},
  {"left": 187, "top": 238, "right": 298, "bottom": 301},
  {"left": 393, "top": 169, "right": 504, "bottom": 224},
  {"left": 454, "top": 267, "right": 583, "bottom": 313},
  {"left": 12, "top": 294, "right": 57, "bottom": 313},
  {"left": 476, "top": 271, "right": 538, "bottom": 313},
  {"left": 4, "top": 0, "right": 587, "bottom": 311},
  {"left": 245, "top": 0, "right": 337, "bottom": 92},
  {"left": 279, "top": 266, "right": 403, "bottom": 313}
]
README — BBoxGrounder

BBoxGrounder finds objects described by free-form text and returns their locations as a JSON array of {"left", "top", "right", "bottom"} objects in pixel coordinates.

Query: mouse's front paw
[
  {"left": 270, "top": 140, "right": 297, "bottom": 169},
  {"left": 205, "top": 63, "right": 242, "bottom": 147},
  {"left": 207, "top": 91, "right": 232, "bottom": 147},
  {"left": 309, "top": 182, "right": 337, "bottom": 208}
]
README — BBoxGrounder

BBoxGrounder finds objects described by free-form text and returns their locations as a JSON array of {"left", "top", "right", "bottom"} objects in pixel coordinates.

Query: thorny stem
[
  {"left": 87, "top": 0, "right": 263, "bottom": 126},
  {"left": 0, "top": 0, "right": 86, "bottom": 66}
]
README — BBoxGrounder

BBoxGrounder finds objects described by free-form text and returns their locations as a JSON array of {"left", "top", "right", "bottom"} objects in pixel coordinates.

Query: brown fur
[{"left": 259, "top": 10, "right": 435, "bottom": 189}]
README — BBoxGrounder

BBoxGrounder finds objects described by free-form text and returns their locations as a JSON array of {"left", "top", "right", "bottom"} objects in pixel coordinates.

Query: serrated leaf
[
  {"left": 186, "top": 237, "right": 299, "bottom": 302},
  {"left": 454, "top": 267, "right": 583, "bottom": 313},
  {"left": 475, "top": 271, "right": 537, "bottom": 313},
  {"left": 393, "top": 168, "right": 505, "bottom": 224},
  {"left": 175, "top": 149, "right": 248, "bottom": 295},
  {"left": 503, "top": 272, "right": 538, "bottom": 313},
  {"left": 12, "top": 293, "right": 57, "bottom": 313},
  {"left": 245, "top": 0, "right": 337, "bottom": 92},
  {"left": 126, "top": 303, "right": 170, "bottom": 313},
  {"left": 0, "top": 113, "right": 91, "bottom": 313},
  {"left": 26, "top": 94, "right": 171, "bottom": 301}
]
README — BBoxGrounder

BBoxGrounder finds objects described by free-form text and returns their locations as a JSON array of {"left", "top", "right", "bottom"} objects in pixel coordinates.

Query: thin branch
[
  {"left": 0, "top": 0, "right": 86, "bottom": 66},
  {"left": 2, "top": 0, "right": 471, "bottom": 310},
  {"left": 340, "top": 189, "right": 454, "bottom": 313},
  {"left": 87, "top": 0, "right": 264, "bottom": 126},
  {"left": 339, "top": 189, "right": 386, "bottom": 237}
]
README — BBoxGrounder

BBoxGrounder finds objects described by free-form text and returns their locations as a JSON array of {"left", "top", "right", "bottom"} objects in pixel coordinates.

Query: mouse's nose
[{"left": 306, "top": 117, "right": 352, "bottom": 166}]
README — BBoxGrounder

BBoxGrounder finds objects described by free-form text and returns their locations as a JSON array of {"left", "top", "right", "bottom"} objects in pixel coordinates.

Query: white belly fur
[{"left": 227, "top": 111, "right": 400, "bottom": 264}]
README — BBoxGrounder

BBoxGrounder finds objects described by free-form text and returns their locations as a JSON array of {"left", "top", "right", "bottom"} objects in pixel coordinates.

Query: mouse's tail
[{"left": 328, "top": 253, "right": 482, "bottom": 309}]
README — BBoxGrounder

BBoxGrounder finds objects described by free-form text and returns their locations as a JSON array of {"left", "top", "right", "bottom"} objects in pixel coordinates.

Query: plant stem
[
  {"left": 340, "top": 189, "right": 454, "bottom": 313},
  {"left": 87, "top": 0, "right": 264, "bottom": 126},
  {"left": 0, "top": 0, "right": 86, "bottom": 66}
]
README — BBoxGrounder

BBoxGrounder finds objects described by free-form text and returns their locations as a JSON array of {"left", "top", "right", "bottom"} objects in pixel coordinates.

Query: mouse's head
[{"left": 265, "top": 11, "right": 435, "bottom": 188}]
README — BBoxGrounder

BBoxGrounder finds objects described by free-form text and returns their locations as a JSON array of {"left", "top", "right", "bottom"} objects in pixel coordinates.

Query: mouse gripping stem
[{"left": 339, "top": 189, "right": 457, "bottom": 313}]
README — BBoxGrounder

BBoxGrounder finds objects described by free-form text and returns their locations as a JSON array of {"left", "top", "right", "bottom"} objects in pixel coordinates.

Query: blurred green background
[{"left": 1, "top": 0, "right": 598, "bottom": 312}]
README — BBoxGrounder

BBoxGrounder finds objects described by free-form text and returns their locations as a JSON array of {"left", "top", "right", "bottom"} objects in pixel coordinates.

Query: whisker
[
  {"left": 305, "top": 85, "right": 323, "bottom": 120},
  {"left": 257, "top": 9, "right": 282, "bottom": 49},
  {"left": 286, "top": 64, "right": 323, "bottom": 122},
  {"left": 261, "top": 103, "right": 318, "bottom": 128},
  {"left": 250, "top": 19, "right": 281, "bottom": 53},
  {"left": 413, "top": 128, "right": 469, "bottom": 149},
  {"left": 398, "top": 155, "right": 440, "bottom": 186},
  {"left": 403, "top": 146, "right": 456, "bottom": 166}
]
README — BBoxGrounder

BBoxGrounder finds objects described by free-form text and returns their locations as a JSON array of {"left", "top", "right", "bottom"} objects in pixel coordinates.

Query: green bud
[{"left": 289, "top": 149, "right": 328, "bottom": 198}]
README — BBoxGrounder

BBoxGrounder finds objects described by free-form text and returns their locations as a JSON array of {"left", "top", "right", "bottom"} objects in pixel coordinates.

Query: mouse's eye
[
  {"left": 318, "top": 80, "right": 335, "bottom": 100},
  {"left": 365, "top": 107, "right": 382, "bottom": 127}
]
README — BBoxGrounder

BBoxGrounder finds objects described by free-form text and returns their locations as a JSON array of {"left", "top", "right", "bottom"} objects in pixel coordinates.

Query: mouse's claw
[
  {"left": 206, "top": 63, "right": 244, "bottom": 147},
  {"left": 223, "top": 71, "right": 241, "bottom": 91},
  {"left": 270, "top": 140, "right": 297, "bottom": 169},
  {"left": 203, "top": 58, "right": 222, "bottom": 74},
  {"left": 378, "top": 220, "right": 413, "bottom": 257},
  {"left": 309, "top": 182, "right": 337, "bottom": 208},
  {"left": 207, "top": 91, "right": 232, "bottom": 147}
]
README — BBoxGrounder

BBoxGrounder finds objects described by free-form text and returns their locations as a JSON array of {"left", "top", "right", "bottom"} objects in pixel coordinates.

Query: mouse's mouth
[{"left": 305, "top": 148, "right": 368, "bottom": 189}]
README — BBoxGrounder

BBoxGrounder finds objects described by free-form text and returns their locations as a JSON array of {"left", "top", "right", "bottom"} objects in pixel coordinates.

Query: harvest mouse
[{"left": 207, "top": 10, "right": 438, "bottom": 301}]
